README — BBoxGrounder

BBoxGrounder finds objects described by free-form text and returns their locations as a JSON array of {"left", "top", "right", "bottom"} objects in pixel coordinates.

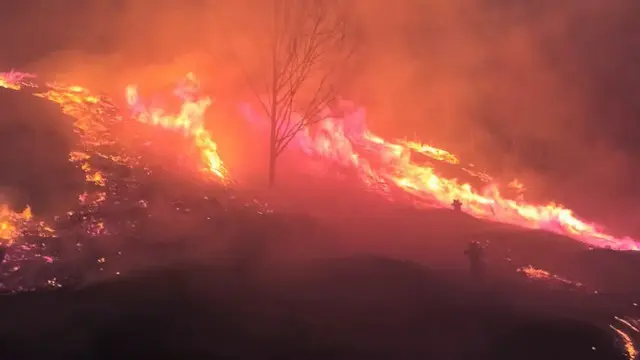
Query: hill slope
[{"left": 0, "top": 256, "right": 629, "bottom": 360}]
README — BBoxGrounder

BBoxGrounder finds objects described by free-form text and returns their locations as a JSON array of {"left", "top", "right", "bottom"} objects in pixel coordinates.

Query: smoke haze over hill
[{"left": 0, "top": 0, "right": 639, "bottom": 234}]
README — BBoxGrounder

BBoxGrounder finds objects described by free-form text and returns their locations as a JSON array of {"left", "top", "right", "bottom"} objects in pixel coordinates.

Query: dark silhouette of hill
[
  {"left": 0, "top": 255, "right": 629, "bottom": 359},
  {"left": 0, "top": 89, "right": 84, "bottom": 215}
]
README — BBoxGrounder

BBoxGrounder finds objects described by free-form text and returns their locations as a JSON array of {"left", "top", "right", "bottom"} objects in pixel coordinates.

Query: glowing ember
[
  {"left": 0, "top": 206, "right": 33, "bottom": 245},
  {"left": 517, "top": 265, "right": 583, "bottom": 288},
  {"left": 0, "top": 204, "right": 55, "bottom": 247},
  {"left": 0, "top": 70, "right": 33, "bottom": 91},
  {"left": 610, "top": 322, "right": 638, "bottom": 360},
  {"left": 79, "top": 160, "right": 106, "bottom": 187},
  {"left": 400, "top": 140, "right": 460, "bottom": 165},
  {"left": 0, "top": 70, "right": 234, "bottom": 258},
  {"left": 125, "top": 73, "right": 228, "bottom": 180},
  {"left": 0, "top": 72, "right": 123, "bottom": 247}
]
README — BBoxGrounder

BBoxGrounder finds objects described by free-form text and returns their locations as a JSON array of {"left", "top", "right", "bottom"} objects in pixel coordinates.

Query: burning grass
[{"left": 0, "top": 69, "right": 637, "bottom": 297}]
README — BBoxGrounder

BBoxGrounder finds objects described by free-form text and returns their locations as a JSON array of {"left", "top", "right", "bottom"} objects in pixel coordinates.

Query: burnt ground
[
  {"left": 0, "top": 206, "right": 638, "bottom": 360},
  {"left": 0, "top": 251, "right": 632, "bottom": 360},
  {"left": 0, "top": 90, "right": 638, "bottom": 359}
]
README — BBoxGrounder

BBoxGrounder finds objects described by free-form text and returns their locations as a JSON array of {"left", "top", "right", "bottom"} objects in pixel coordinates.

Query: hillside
[
  {"left": 0, "top": 77, "right": 638, "bottom": 359},
  {"left": 0, "top": 255, "right": 630, "bottom": 360}
]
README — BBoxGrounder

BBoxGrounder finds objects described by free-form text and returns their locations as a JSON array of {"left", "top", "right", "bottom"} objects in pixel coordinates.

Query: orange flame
[
  {"left": 125, "top": 73, "right": 228, "bottom": 180},
  {"left": 261, "top": 102, "right": 638, "bottom": 250},
  {"left": 610, "top": 323, "right": 638, "bottom": 360},
  {"left": 0, "top": 205, "right": 32, "bottom": 245},
  {"left": 0, "top": 70, "right": 32, "bottom": 91},
  {"left": 3, "top": 70, "right": 639, "bottom": 251},
  {"left": 401, "top": 140, "right": 460, "bottom": 165},
  {"left": 0, "top": 71, "right": 120, "bottom": 243},
  {"left": 517, "top": 265, "right": 583, "bottom": 287}
]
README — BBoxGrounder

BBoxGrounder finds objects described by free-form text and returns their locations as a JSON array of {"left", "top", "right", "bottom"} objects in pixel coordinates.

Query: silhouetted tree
[{"left": 239, "top": 0, "right": 352, "bottom": 187}]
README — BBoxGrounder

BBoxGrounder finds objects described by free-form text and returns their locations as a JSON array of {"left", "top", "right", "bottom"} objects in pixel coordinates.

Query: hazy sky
[{"left": 1, "top": 0, "right": 639, "bottom": 232}]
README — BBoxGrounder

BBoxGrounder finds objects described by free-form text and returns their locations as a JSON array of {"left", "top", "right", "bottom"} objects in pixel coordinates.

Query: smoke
[
  {"left": 344, "top": 0, "right": 640, "bottom": 234},
  {"left": 0, "top": 0, "right": 638, "bottom": 233},
  {"left": 343, "top": 0, "right": 640, "bottom": 234}
]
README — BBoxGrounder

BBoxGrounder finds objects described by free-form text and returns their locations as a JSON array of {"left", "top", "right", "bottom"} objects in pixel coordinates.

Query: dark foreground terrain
[{"left": 0, "top": 254, "right": 632, "bottom": 360}]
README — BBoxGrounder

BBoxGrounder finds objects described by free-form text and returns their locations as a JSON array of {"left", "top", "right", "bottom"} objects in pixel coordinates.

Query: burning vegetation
[
  {"left": 0, "top": 2, "right": 638, "bottom": 357},
  {"left": 0, "top": 67, "right": 638, "bottom": 263}
]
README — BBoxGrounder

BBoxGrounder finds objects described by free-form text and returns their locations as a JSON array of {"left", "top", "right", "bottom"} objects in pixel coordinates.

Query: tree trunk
[
  {"left": 268, "top": 145, "right": 277, "bottom": 188},
  {"left": 269, "top": 11, "right": 279, "bottom": 189},
  {"left": 268, "top": 114, "right": 278, "bottom": 188}
]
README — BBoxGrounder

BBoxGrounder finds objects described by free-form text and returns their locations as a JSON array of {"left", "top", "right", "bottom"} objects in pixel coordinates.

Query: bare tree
[{"left": 242, "top": 0, "right": 352, "bottom": 187}]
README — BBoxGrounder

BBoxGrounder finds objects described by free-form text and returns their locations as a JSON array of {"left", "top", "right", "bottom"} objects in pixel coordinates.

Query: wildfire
[
  {"left": 0, "top": 70, "right": 231, "bottom": 248},
  {"left": 517, "top": 265, "right": 583, "bottom": 288},
  {"left": 610, "top": 323, "right": 638, "bottom": 360},
  {"left": 2, "top": 69, "right": 639, "bottom": 251},
  {"left": 0, "top": 72, "right": 128, "bottom": 244},
  {"left": 0, "top": 70, "right": 33, "bottom": 91},
  {"left": 125, "top": 73, "right": 228, "bottom": 180},
  {"left": 401, "top": 140, "right": 460, "bottom": 165},
  {"left": 254, "top": 101, "right": 639, "bottom": 250},
  {"left": 2, "top": 70, "right": 640, "bottom": 354},
  {"left": 0, "top": 203, "right": 55, "bottom": 246},
  {"left": 0, "top": 205, "right": 32, "bottom": 245},
  {"left": 67, "top": 150, "right": 105, "bottom": 187}
]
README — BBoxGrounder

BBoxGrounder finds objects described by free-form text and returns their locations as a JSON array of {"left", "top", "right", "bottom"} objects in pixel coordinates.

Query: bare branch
[
  {"left": 230, "top": 49, "right": 273, "bottom": 120},
  {"left": 234, "top": 0, "right": 352, "bottom": 185}
]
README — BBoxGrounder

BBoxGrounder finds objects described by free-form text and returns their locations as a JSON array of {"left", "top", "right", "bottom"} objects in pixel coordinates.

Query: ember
[
  {"left": 0, "top": 71, "right": 237, "bottom": 292},
  {"left": 517, "top": 265, "right": 583, "bottom": 289},
  {"left": 0, "top": 205, "right": 33, "bottom": 245}
]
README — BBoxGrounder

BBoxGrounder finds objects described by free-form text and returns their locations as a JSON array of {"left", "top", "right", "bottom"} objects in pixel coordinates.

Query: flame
[
  {"left": 0, "top": 72, "right": 124, "bottom": 244},
  {"left": 125, "top": 73, "right": 228, "bottom": 180},
  {"left": 3, "top": 70, "right": 639, "bottom": 251},
  {"left": 0, "top": 205, "right": 32, "bottom": 245},
  {"left": 0, "top": 70, "right": 33, "bottom": 91},
  {"left": 610, "top": 324, "right": 638, "bottom": 360},
  {"left": 245, "top": 101, "right": 638, "bottom": 250},
  {"left": 517, "top": 265, "right": 583, "bottom": 287},
  {"left": 1, "top": 70, "right": 232, "bottom": 247},
  {"left": 401, "top": 140, "right": 460, "bottom": 165},
  {"left": 0, "top": 76, "right": 20, "bottom": 90}
]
